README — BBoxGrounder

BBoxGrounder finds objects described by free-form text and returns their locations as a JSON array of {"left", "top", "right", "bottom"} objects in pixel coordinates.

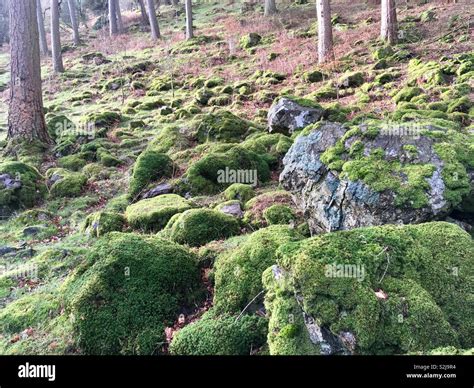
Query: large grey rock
[
  {"left": 280, "top": 121, "right": 472, "bottom": 234},
  {"left": 143, "top": 183, "right": 173, "bottom": 199},
  {"left": 268, "top": 98, "right": 324, "bottom": 135}
]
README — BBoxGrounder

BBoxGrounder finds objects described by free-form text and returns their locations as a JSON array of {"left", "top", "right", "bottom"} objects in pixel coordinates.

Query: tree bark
[
  {"left": 137, "top": 0, "right": 149, "bottom": 25},
  {"left": 115, "top": 0, "right": 124, "bottom": 33},
  {"left": 146, "top": 0, "right": 160, "bottom": 40},
  {"left": 316, "top": 0, "right": 334, "bottom": 64},
  {"left": 185, "top": 0, "right": 193, "bottom": 40},
  {"left": 51, "top": 0, "right": 64, "bottom": 72},
  {"left": 36, "top": 0, "right": 49, "bottom": 56},
  {"left": 381, "top": 0, "right": 397, "bottom": 44},
  {"left": 67, "top": 0, "right": 81, "bottom": 45},
  {"left": 109, "top": 0, "right": 118, "bottom": 35},
  {"left": 7, "top": 0, "right": 51, "bottom": 146},
  {"left": 264, "top": 0, "right": 277, "bottom": 16}
]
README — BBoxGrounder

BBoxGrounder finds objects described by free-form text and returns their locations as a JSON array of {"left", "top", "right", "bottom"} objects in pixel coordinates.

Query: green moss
[
  {"left": 195, "top": 110, "right": 253, "bottom": 143},
  {"left": 243, "top": 191, "right": 294, "bottom": 228},
  {"left": 265, "top": 222, "right": 473, "bottom": 354},
  {"left": 224, "top": 183, "right": 255, "bottom": 203},
  {"left": 0, "top": 162, "right": 46, "bottom": 216},
  {"left": 184, "top": 146, "right": 270, "bottom": 195},
  {"left": 240, "top": 33, "right": 262, "bottom": 49},
  {"left": 64, "top": 233, "right": 202, "bottom": 354},
  {"left": 125, "top": 194, "right": 192, "bottom": 231},
  {"left": 82, "top": 211, "right": 125, "bottom": 237},
  {"left": 47, "top": 168, "right": 87, "bottom": 198},
  {"left": 303, "top": 70, "right": 324, "bottom": 83},
  {"left": 213, "top": 225, "right": 303, "bottom": 314},
  {"left": 241, "top": 133, "right": 292, "bottom": 167},
  {"left": 407, "top": 59, "right": 448, "bottom": 88},
  {"left": 263, "top": 204, "right": 296, "bottom": 225},
  {"left": 426, "top": 101, "right": 448, "bottom": 112},
  {"left": 45, "top": 113, "right": 74, "bottom": 140},
  {"left": 447, "top": 96, "right": 472, "bottom": 114},
  {"left": 169, "top": 309, "right": 267, "bottom": 355},
  {"left": 83, "top": 111, "right": 121, "bottom": 129},
  {"left": 148, "top": 126, "right": 190, "bottom": 154},
  {"left": 0, "top": 293, "right": 60, "bottom": 334},
  {"left": 164, "top": 208, "right": 240, "bottom": 247},
  {"left": 393, "top": 87, "right": 423, "bottom": 104},
  {"left": 128, "top": 150, "right": 174, "bottom": 199},
  {"left": 338, "top": 71, "right": 365, "bottom": 88},
  {"left": 58, "top": 154, "right": 88, "bottom": 171}
]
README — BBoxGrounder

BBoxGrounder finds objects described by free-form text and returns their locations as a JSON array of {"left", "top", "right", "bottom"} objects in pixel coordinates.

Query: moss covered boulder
[
  {"left": 195, "top": 110, "right": 253, "bottom": 143},
  {"left": 169, "top": 310, "right": 267, "bottom": 355},
  {"left": 0, "top": 162, "right": 46, "bottom": 218},
  {"left": 280, "top": 121, "right": 474, "bottom": 233},
  {"left": 164, "top": 208, "right": 240, "bottom": 247},
  {"left": 64, "top": 233, "right": 202, "bottom": 354},
  {"left": 125, "top": 194, "right": 192, "bottom": 231},
  {"left": 128, "top": 150, "right": 174, "bottom": 199},
  {"left": 213, "top": 225, "right": 303, "bottom": 314},
  {"left": 83, "top": 211, "right": 125, "bottom": 237},
  {"left": 224, "top": 183, "right": 255, "bottom": 204},
  {"left": 267, "top": 97, "right": 324, "bottom": 135},
  {"left": 47, "top": 168, "right": 87, "bottom": 198},
  {"left": 183, "top": 146, "right": 270, "bottom": 195},
  {"left": 243, "top": 191, "right": 295, "bottom": 228},
  {"left": 264, "top": 222, "right": 473, "bottom": 355}
]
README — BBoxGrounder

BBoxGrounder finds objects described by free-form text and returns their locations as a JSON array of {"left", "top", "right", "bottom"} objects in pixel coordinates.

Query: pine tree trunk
[
  {"left": 137, "top": 0, "right": 149, "bottom": 25},
  {"left": 264, "top": 0, "right": 277, "bottom": 16},
  {"left": 316, "top": 0, "right": 334, "bottom": 64},
  {"left": 7, "top": 0, "right": 51, "bottom": 146},
  {"left": 51, "top": 0, "right": 64, "bottom": 72},
  {"left": 146, "top": 0, "right": 161, "bottom": 40},
  {"left": 381, "top": 0, "right": 397, "bottom": 44},
  {"left": 67, "top": 0, "right": 81, "bottom": 45},
  {"left": 36, "top": 0, "right": 49, "bottom": 56},
  {"left": 185, "top": 0, "right": 193, "bottom": 40},
  {"left": 109, "top": 0, "right": 118, "bottom": 35},
  {"left": 115, "top": 0, "right": 124, "bottom": 33}
]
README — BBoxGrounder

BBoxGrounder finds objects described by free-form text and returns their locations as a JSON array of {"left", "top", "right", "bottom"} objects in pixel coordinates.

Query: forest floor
[{"left": 0, "top": 0, "right": 472, "bottom": 355}]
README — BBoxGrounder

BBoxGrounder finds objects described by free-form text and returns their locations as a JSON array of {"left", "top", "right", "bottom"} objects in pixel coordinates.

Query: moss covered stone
[
  {"left": 195, "top": 111, "right": 253, "bottom": 143},
  {"left": 240, "top": 33, "right": 262, "bottom": 49},
  {"left": 264, "top": 222, "right": 473, "bottom": 355},
  {"left": 242, "top": 133, "right": 293, "bottom": 167},
  {"left": 184, "top": 146, "right": 270, "bottom": 195},
  {"left": 224, "top": 183, "right": 255, "bottom": 203},
  {"left": 393, "top": 87, "right": 423, "bottom": 104},
  {"left": 65, "top": 233, "right": 202, "bottom": 354},
  {"left": 47, "top": 168, "right": 87, "bottom": 198},
  {"left": 0, "top": 162, "right": 46, "bottom": 217},
  {"left": 125, "top": 194, "right": 192, "bottom": 231},
  {"left": 128, "top": 150, "right": 174, "bottom": 199},
  {"left": 82, "top": 211, "right": 125, "bottom": 237},
  {"left": 263, "top": 204, "right": 296, "bottom": 225},
  {"left": 169, "top": 310, "right": 267, "bottom": 355},
  {"left": 213, "top": 225, "right": 303, "bottom": 314},
  {"left": 164, "top": 208, "right": 240, "bottom": 247},
  {"left": 243, "top": 191, "right": 295, "bottom": 228}
]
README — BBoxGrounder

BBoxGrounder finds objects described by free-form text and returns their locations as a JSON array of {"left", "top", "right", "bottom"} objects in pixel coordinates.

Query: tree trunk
[
  {"left": 115, "top": 0, "right": 124, "bottom": 33},
  {"left": 109, "top": 0, "right": 118, "bottom": 35},
  {"left": 51, "top": 0, "right": 64, "bottom": 72},
  {"left": 137, "top": 0, "right": 149, "bottom": 25},
  {"left": 146, "top": 0, "right": 160, "bottom": 40},
  {"left": 67, "top": 0, "right": 81, "bottom": 45},
  {"left": 316, "top": 0, "right": 334, "bottom": 64},
  {"left": 264, "top": 0, "right": 277, "bottom": 16},
  {"left": 36, "top": 0, "right": 49, "bottom": 56},
  {"left": 381, "top": 0, "right": 397, "bottom": 45},
  {"left": 7, "top": 0, "right": 51, "bottom": 146},
  {"left": 185, "top": 0, "right": 193, "bottom": 40}
]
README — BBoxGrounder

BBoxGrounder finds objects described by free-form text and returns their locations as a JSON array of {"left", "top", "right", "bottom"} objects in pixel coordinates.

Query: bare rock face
[
  {"left": 268, "top": 97, "right": 325, "bottom": 135},
  {"left": 280, "top": 121, "right": 472, "bottom": 234}
]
